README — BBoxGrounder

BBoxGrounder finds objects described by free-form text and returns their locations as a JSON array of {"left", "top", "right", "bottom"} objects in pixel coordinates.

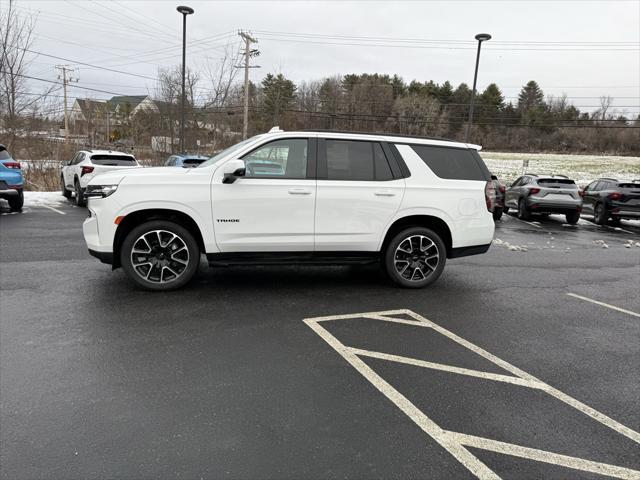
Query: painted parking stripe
[
  {"left": 567, "top": 293, "right": 640, "bottom": 318},
  {"left": 450, "top": 432, "right": 640, "bottom": 480},
  {"left": 304, "top": 309, "right": 640, "bottom": 479},
  {"left": 37, "top": 205, "right": 67, "bottom": 215}
]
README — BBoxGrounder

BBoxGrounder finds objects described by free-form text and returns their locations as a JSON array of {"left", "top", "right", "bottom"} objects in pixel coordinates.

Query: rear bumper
[
  {"left": 0, "top": 188, "right": 20, "bottom": 198},
  {"left": 525, "top": 199, "right": 581, "bottom": 214},
  {"left": 612, "top": 209, "right": 640, "bottom": 219}
]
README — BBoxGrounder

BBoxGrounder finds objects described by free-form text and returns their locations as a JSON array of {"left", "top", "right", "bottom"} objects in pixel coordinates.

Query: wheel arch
[
  {"left": 112, "top": 208, "right": 206, "bottom": 269},
  {"left": 380, "top": 214, "right": 453, "bottom": 258}
]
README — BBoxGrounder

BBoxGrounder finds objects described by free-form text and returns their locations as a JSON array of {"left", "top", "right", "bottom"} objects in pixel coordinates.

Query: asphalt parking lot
[{"left": 1, "top": 200, "right": 639, "bottom": 479}]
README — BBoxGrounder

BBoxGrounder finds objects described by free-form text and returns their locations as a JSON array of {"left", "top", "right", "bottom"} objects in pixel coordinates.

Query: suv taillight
[
  {"left": 528, "top": 187, "right": 541, "bottom": 196},
  {"left": 81, "top": 166, "right": 95, "bottom": 176},
  {"left": 485, "top": 181, "right": 495, "bottom": 212},
  {"left": 608, "top": 192, "right": 622, "bottom": 200},
  {"left": 3, "top": 161, "right": 21, "bottom": 169}
]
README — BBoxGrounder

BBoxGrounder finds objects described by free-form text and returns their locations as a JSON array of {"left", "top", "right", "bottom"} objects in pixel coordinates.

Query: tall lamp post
[
  {"left": 465, "top": 33, "right": 491, "bottom": 143},
  {"left": 177, "top": 5, "right": 194, "bottom": 153}
]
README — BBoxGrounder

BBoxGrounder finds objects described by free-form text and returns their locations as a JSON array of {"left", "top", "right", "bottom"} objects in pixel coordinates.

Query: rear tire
[
  {"left": 594, "top": 203, "right": 607, "bottom": 225},
  {"left": 503, "top": 206, "right": 509, "bottom": 215},
  {"left": 610, "top": 216, "right": 621, "bottom": 226},
  {"left": 384, "top": 227, "right": 446, "bottom": 289},
  {"left": 121, "top": 220, "right": 200, "bottom": 291},
  {"left": 75, "top": 179, "right": 86, "bottom": 207},
  {"left": 492, "top": 207, "right": 503, "bottom": 221},
  {"left": 565, "top": 211, "right": 580, "bottom": 225},
  {"left": 517, "top": 199, "right": 531, "bottom": 220},
  {"left": 8, "top": 190, "right": 23, "bottom": 212},
  {"left": 61, "top": 176, "right": 72, "bottom": 199}
]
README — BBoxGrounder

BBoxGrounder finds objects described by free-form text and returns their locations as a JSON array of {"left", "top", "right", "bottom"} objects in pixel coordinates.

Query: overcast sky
[{"left": 12, "top": 0, "right": 640, "bottom": 116}]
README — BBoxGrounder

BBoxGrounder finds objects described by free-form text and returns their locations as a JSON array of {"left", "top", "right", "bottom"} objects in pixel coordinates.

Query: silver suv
[{"left": 505, "top": 174, "right": 582, "bottom": 224}]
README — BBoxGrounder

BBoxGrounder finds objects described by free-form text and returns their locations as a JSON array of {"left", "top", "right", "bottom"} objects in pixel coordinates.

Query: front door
[{"left": 211, "top": 137, "right": 316, "bottom": 252}]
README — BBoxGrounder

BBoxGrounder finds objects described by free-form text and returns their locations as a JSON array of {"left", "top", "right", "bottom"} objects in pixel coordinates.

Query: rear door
[
  {"left": 505, "top": 176, "right": 524, "bottom": 208},
  {"left": 314, "top": 138, "right": 404, "bottom": 251}
]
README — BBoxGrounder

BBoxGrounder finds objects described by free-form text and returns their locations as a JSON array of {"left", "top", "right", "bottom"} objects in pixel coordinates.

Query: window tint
[
  {"left": 91, "top": 155, "right": 137, "bottom": 166},
  {"left": 325, "top": 140, "right": 392, "bottom": 181},
  {"left": 512, "top": 177, "right": 523, "bottom": 187},
  {"left": 183, "top": 158, "right": 206, "bottom": 167},
  {"left": 410, "top": 145, "right": 486, "bottom": 181},
  {"left": 538, "top": 179, "right": 577, "bottom": 188},
  {"left": 75, "top": 153, "right": 85, "bottom": 164},
  {"left": 373, "top": 143, "right": 393, "bottom": 180},
  {"left": 242, "top": 139, "right": 307, "bottom": 178}
]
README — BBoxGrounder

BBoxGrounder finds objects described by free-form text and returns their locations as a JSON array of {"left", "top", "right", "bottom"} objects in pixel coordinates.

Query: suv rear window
[
  {"left": 538, "top": 179, "right": 577, "bottom": 188},
  {"left": 90, "top": 155, "right": 137, "bottom": 166},
  {"left": 617, "top": 183, "right": 640, "bottom": 189},
  {"left": 183, "top": 158, "right": 206, "bottom": 166},
  {"left": 409, "top": 145, "right": 487, "bottom": 181}
]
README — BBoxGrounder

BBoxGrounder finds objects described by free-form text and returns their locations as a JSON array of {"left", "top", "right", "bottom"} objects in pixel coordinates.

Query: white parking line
[
  {"left": 510, "top": 216, "right": 543, "bottom": 229},
  {"left": 37, "top": 205, "right": 67, "bottom": 215},
  {"left": 304, "top": 309, "right": 640, "bottom": 479},
  {"left": 567, "top": 293, "right": 640, "bottom": 318}
]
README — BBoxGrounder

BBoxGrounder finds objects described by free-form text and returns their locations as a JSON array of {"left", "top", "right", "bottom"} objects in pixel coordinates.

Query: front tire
[
  {"left": 62, "top": 176, "right": 72, "bottom": 199},
  {"left": 74, "top": 179, "right": 86, "bottom": 207},
  {"left": 8, "top": 190, "right": 23, "bottom": 212},
  {"left": 384, "top": 227, "right": 446, "bottom": 289},
  {"left": 594, "top": 203, "right": 607, "bottom": 225},
  {"left": 517, "top": 198, "right": 531, "bottom": 220},
  {"left": 121, "top": 220, "right": 200, "bottom": 291},
  {"left": 565, "top": 211, "right": 580, "bottom": 225}
]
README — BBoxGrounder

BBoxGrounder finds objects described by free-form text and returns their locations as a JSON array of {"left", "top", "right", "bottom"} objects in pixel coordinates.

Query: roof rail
[
  {"left": 524, "top": 173, "right": 538, "bottom": 176},
  {"left": 301, "top": 129, "right": 463, "bottom": 144}
]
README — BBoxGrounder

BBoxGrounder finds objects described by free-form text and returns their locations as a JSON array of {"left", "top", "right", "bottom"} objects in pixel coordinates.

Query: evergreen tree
[
  {"left": 437, "top": 81, "right": 454, "bottom": 105},
  {"left": 261, "top": 73, "right": 297, "bottom": 124},
  {"left": 517, "top": 81, "right": 545, "bottom": 112}
]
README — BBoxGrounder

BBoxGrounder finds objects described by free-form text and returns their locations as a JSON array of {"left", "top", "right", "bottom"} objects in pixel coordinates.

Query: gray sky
[{"left": 12, "top": 0, "right": 640, "bottom": 116}]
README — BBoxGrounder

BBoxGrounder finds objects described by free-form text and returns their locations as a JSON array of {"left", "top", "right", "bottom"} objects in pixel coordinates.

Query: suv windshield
[
  {"left": 91, "top": 155, "right": 137, "bottom": 166},
  {"left": 198, "top": 136, "right": 262, "bottom": 168}
]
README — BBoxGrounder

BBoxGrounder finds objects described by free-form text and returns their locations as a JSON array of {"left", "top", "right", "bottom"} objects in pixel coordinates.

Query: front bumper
[{"left": 88, "top": 249, "right": 114, "bottom": 265}]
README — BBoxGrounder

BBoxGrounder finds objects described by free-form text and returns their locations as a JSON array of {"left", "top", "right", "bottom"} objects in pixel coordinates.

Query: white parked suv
[
  {"left": 61, "top": 149, "right": 141, "bottom": 206},
  {"left": 83, "top": 130, "right": 495, "bottom": 290}
]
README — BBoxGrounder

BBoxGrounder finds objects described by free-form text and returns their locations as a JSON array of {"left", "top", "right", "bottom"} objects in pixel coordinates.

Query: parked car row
[{"left": 490, "top": 173, "right": 640, "bottom": 225}]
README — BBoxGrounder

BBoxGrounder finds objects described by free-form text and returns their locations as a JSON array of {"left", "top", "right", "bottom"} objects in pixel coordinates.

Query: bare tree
[
  {"left": 0, "top": 2, "right": 53, "bottom": 148},
  {"left": 596, "top": 95, "right": 613, "bottom": 121}
]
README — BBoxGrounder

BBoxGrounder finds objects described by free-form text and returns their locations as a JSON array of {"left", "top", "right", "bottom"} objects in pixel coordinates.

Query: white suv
[
  {"left": 61, "top": 149, "right": 141, "bottom": 206},
  {"left": 83, "top": 130, "right": 495, "bottom": 290}
]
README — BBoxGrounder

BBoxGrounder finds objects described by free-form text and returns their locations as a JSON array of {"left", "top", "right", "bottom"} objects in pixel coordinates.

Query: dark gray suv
[{"left": 505, "top": 174, "right": 582, "bottom": 224}]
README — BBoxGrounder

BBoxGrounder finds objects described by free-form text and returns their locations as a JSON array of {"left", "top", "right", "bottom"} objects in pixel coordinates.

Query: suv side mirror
[{"left": 222, "top": 159, "right": 246, "bottom": 184}]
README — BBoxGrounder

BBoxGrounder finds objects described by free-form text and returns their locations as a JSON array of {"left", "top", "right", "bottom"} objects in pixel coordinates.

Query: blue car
[
  {"left": 164, "top": 153, "right": 209, "bottom": 168},
  {"left": 0, "top": 144, "right": 23, "bottom": 212}
]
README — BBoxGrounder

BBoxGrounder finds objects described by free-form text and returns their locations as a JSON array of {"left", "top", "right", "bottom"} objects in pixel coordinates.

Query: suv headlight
[{"left": 85, "top": 184, "right": 118, "bottom": 198}]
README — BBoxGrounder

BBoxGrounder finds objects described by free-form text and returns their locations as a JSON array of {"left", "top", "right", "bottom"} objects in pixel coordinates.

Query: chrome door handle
[
  {"left": 288, "top": 188, "right": 312, "bottom": 195},
  {"left": 374, "top": 190, "right": 396, "bottom": 197}
]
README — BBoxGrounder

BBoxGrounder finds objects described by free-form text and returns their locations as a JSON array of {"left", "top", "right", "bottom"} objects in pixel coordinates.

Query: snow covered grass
[
  {"left": 481, "top": 152, "right": 640, "bottom": 185},
  {"left": 23, "top": 191, "right": 68, "bottom": 208}
]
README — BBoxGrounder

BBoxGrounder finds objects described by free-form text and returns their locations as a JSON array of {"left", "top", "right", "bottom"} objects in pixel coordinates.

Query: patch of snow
[{"left": 23, "top": 191, "right": 68, "bottom": 208}]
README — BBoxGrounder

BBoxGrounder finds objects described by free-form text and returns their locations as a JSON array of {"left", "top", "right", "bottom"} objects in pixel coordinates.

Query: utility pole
[
  {"left": 238, "top": 31, "right": 259, "bottom": 139},
  {"left": 56, "top": 65, "right": 77, "bottom": 144}
]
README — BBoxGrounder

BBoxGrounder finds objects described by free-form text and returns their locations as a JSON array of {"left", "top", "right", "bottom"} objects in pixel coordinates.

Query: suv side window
[
  {"left": 75, "top": 153, "right": 86, "bottom": 164},
  {"left": 409, "top": 145, "right": 486, "bottom": 181},
  {"left": 242, "top": 139, "right": 308, "bottom": 179},
  {"left": 512, "top": 177, "right": 523, "bottom": 187},
  {"left": 324, "top": 140, "right": 393, "bottom": 181}
]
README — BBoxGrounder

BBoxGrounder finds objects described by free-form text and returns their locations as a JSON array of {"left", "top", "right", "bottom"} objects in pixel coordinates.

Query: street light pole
[
  {"left": 465, "top": 33, "right": 491, "bottom": 143},
  {"left": 177, "top": 5, "right": 194, "bottom": 153}
]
